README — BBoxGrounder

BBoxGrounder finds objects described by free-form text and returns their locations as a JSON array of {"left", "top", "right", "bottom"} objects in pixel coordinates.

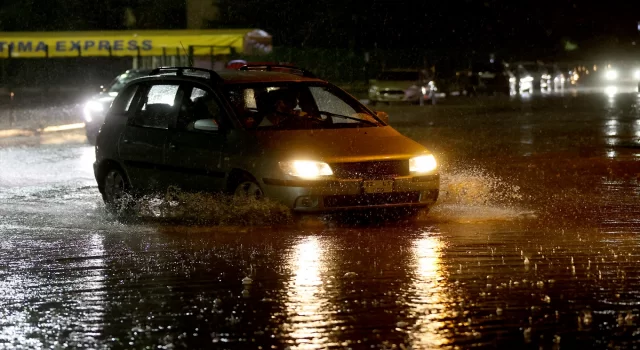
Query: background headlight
[
  {"left": 84, "top": 100, "right": 104, "bottom": 112},
  {"left": 409, "top": 155, "right": 437, "bottom": 173},
  {"left": 83, "top": 100, "right": 104, "bottom": 122},
  {"left": 521, "top": 76, "right": 534, "bottom": 83},
  {"left": 605, "top": 70, "right": 618, "bottom": 81},
  {"left": 279, "top": 160, "right": 333, "bottom": 179},
  {"left": 634, "top": 70, "right": 640, "bottom": 80}
]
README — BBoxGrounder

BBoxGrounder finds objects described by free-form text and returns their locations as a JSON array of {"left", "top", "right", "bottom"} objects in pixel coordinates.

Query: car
[
  {"left": 463, "top": 62, "right": 512, "bottom": 96},
  {"left": 94, "top": 65, "right": 440, "bottom": 216},
  {"left": 598, "top": 61, "right": 640, "bottom": 94},
  {"left": 541, "top": 64, "right": 566, "bottom": 92},
  {"left": 83, "top": 69, "right": 152, "bottom": 145},
  {"left": 368, "top": 69, "right": 436, "bottom": 105},
  {"left": 513, "top": 61, "right": 547, "bottom": 93}
]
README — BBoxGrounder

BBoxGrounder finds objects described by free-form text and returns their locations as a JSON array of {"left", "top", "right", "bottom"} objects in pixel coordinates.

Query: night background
[
  {"left": 4, "top": 1, "right": 640, "bottom": 349},
  {"left": 1, "top": 0, "right": 639, "bottom": 61}
]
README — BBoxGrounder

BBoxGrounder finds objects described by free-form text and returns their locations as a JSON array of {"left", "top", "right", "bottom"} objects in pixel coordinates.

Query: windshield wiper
[{"left": 319, "top": 111, "right": 378, "bottom": 126}]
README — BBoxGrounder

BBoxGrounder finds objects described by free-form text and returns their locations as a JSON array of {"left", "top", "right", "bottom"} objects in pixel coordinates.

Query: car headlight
[
  {"left": 409, "top": 155, "right": 437, "bottom": 173},
  {"left": 279, "top": 160, "right": 333, "bottom": 179},
  {"left": 605, "top": 70, "right": 618, "bottom": 80},
  {"left": 83, "top": 100, "right": 104, "bottom": 122}
]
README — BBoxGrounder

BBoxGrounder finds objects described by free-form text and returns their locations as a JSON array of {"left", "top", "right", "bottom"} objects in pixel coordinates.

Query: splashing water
[
  {"left": 119, "top": 186, "right": 293, "bottom": 225},
  {"left": 431, "top": 166, "right": 535, "bottom": 222},
  {"left": 109, "top": 168, "right": 533, "bottom": 225}
]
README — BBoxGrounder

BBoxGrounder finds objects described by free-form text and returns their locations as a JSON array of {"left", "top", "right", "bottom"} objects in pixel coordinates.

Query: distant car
[
  {"left": 83, "top": 69, "right": 152, "bottom": 145},
  {"left": 467, "top": 62, "right": 512, "bottom": 95},
  {"left": 536, "top": 64, "right": 567, "bottom": 92},
  {"left": 514, "top": 62, "right": 547, "bottom": 93},
  {"left": 598, "top": 61, "right": 640, "bottom": 94},
  {"left": 94, "top": 66, "right": 440, "bottom": 216},
  {"left": 368, "top": 69, "right": 436, "bottom": 105}
]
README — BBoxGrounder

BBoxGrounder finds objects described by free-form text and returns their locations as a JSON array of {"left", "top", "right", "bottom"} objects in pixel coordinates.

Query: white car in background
[
  {"left": 83, "top": 69, "right": 152, "bottom": 145},
  {"left": 368, "top": 69, "right": 436, "bottom": 105},
  {"left": 599, "top": 62, "right": 640, "bottom": 95}
]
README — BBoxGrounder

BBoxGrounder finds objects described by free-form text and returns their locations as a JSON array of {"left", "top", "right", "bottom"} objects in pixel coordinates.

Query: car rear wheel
[{"left": 102, "top": 168, "right": 134, "bottom": 215}]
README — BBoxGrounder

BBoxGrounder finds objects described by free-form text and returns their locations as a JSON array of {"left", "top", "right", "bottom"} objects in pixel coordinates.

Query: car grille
[
  {"left": 324, "top": 191, "right": 421, "bottom": 208},
  {"left": 330, "top": 160, "right": 410, "bottom": 179}
]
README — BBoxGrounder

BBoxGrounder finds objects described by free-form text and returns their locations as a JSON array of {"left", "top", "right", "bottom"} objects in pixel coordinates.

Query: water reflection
[
  {"left": 406, "top": 231, "right": 453, "bottom": 347},
  {"left": 282, "top": 236, "right": 337, "bottom": 349},
  {"left": 0, "top": 232, "right": 106, "bottom": 347}
]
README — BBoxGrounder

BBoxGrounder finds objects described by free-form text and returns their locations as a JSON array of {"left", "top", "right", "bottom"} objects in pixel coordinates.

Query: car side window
[
  {"left": 110, "top": 84, "right": 139, "bottom": 115},
  {"left": 175, "top": 85, "right": 225, "bottom": 132},
  {"left": 132, "top": 84, "right": 180, "bottom": 129}
]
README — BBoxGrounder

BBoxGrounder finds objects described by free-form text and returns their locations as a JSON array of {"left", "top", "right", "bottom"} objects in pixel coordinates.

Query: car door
[
  {"left": 164, "top": 83, "right": 229, "bottom": 192},
  {"left": 118, "top": 81, "right": 181, "bottom": 191}
]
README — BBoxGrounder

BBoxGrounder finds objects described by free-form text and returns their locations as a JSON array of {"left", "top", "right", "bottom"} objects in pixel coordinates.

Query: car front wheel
[{"left": 233, "top": 178, "right": 263, "bottom": 200}]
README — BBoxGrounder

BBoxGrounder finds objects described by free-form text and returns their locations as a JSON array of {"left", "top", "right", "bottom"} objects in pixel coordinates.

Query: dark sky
[{"left": 1, "top": 0, "right": 639, "bottom": 59}]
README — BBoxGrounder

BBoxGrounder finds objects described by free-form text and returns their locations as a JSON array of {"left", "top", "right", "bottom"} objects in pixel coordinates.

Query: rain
[{"left": 2, "top": 1, "right": 640, "bottom": 349}]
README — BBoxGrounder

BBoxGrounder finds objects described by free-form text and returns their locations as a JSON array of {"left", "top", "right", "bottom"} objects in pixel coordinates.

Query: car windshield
[
  {"left": 106, "top": 71, "right": 149, "bottom": 93},
  {"left": 224, "top": 82, "right": 382, "bottom": 130},
  {"left": 376, "top": 71, "right": 420, "bottom": 81}
]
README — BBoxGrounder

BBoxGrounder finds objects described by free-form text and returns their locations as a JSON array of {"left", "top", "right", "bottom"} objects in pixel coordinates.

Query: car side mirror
[
  {"left": 193, "top": 119, "right": 219, "bottom": 131},
  {"left": 376, "top": 111, "right": 389, "bottom": 124}
]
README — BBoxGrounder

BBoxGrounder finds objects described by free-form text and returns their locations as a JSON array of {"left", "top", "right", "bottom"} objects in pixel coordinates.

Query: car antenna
[{"left": 180, "top": 41, "right": 193, "bottom": 67}]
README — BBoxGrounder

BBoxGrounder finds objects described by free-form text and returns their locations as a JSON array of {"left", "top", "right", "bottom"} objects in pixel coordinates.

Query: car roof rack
[
  {"left": 237, "top": 64, "right": 316, "bottom": 78},
  {"left": 149, "top": 67, "right": 223, "bottom": 83}
]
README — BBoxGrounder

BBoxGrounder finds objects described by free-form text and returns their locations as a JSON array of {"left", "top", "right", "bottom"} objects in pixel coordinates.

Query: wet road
[{"left": 1, "top": 92, "right": 640, "bottom": 349}]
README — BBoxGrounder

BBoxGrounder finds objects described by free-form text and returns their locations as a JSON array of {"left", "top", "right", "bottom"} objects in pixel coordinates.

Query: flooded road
[{"left": 1, "top": 92, "right": 640, "bottom": 349}]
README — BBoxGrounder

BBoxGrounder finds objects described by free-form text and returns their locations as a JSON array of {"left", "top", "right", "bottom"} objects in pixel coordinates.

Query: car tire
[
  {"left": 102, "top": 167, "right": 135, "bottom": 216},
  {"left": 232, "top": 175, "right": 264, "bottom": 200}
]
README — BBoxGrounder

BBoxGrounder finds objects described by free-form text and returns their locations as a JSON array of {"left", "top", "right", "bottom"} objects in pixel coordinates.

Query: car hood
[
  {"left": 253, "top": 126, "right": 430, "bottom": 163},
  {"left": 371, "top": 81, "right": 420, "bottom": 90}
]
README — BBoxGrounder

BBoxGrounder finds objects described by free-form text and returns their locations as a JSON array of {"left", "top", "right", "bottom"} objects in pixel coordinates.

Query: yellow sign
[{"left": 0, "top": 29, "right": 259, "bottom": 58}]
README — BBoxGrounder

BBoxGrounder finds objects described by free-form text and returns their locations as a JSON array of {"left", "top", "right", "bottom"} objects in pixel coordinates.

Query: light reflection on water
[
  {"left": 406, "top": 232, "right": 452, "bottom": 348},
  {"left": 282, "top": 236, "right": 338, "bottom": 349},
  {"left": 0, "top": 232, "right": 106, "bottom": 348}
]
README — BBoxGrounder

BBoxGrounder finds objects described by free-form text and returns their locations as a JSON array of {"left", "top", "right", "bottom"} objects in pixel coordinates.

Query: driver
[{"left": 258, "top": 89, "right": 308, "bottom": 127}]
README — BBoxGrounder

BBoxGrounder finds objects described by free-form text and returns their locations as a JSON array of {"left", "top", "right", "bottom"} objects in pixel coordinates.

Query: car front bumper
[{"left": 261, "top": 175, "right": 439, "bottom": 212}]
